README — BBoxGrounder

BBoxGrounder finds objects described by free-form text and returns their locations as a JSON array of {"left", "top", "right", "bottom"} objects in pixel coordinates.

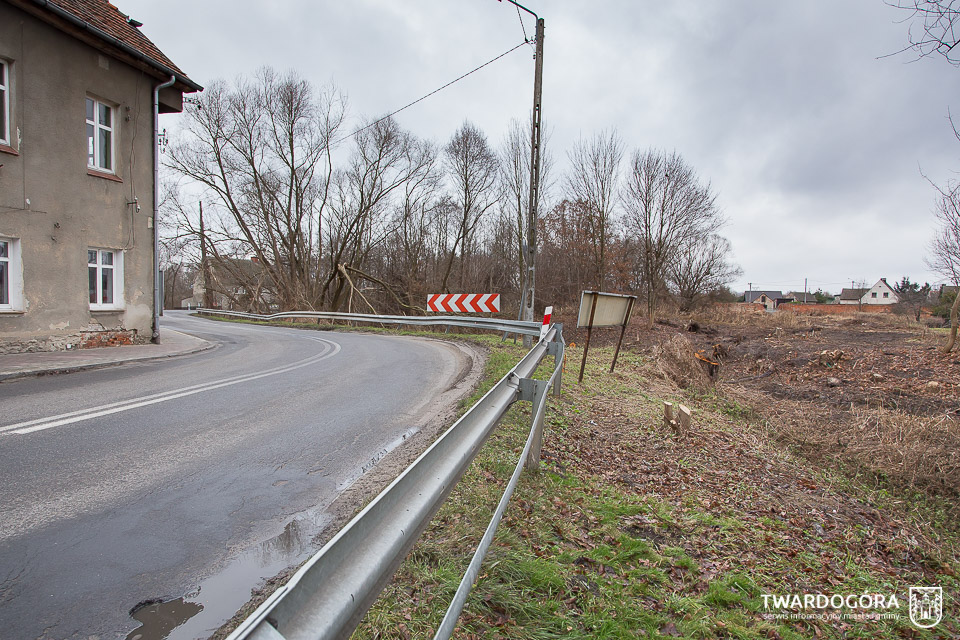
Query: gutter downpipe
[{"left": 152, "top": 76, "right": 176, "bottom": 344}]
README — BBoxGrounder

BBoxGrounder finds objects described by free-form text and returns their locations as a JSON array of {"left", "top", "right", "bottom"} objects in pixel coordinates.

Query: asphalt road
[{"left": 0, "top": 313, "right": 474, "bottom": 639}]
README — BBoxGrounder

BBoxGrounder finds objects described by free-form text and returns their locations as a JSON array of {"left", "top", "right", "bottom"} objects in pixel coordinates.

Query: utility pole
[
  {"left": 495, "top": 1, "right": 542, "bottom": 346},
  {"left": 199, "top": 201, "right": 214, "bottom": 309},
  {"left": 522, "top": 14, "right": 544, "bottom": 347}
]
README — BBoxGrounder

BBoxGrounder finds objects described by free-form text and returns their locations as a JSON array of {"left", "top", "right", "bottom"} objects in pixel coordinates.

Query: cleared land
[{"left": 348, "top": 311, "right": 958, "bottom": 639}]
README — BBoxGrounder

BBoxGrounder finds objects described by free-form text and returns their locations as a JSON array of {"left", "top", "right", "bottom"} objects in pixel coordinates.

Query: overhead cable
[{"left": 335, "top": 40, "right": 528, "bottom": 145}]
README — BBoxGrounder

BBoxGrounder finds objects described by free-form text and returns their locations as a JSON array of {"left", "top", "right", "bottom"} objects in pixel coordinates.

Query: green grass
[{"left": 354, "top": 340, "right": 959, "bottom": 639}]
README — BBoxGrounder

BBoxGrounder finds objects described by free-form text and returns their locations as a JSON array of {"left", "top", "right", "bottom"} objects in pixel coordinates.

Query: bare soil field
[{"left": 565, "top": 308, "right": 960, "bottom": 504}]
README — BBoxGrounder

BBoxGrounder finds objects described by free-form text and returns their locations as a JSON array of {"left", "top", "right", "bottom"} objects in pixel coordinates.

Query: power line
[
  {"left": 515, "top": 3, "right": 530, "bottom": 43},
  {"left": 334, "top": 41, "right": 528, "bottom": 146}
]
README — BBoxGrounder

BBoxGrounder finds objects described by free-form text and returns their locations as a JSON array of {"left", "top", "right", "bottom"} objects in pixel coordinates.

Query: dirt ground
[{"left": 561, "top": 306, "right": 960, "bottom": 505}]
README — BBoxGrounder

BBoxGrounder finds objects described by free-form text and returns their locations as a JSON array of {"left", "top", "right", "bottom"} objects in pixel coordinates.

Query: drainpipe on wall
[{"left": 152, "top": 76, "right": 176, "bottom": 344}]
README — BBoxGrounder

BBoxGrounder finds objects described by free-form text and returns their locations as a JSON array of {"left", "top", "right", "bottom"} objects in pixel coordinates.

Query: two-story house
[{"left": 0, "top": 0, "right": 201, "bottom": 352}]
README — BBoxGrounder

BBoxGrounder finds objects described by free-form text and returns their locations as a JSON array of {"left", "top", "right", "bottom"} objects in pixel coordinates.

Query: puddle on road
[
  {"left": 126, "top": 510, "right": 332, "bottom": 640},
  {"left": 126, "top": 599, "right": 203, "bottom": 640}
]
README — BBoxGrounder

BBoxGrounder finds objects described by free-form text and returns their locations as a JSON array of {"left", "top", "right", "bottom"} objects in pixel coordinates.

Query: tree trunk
[{"left": 944, "top": 291, "right": 960, "bottom": 353}]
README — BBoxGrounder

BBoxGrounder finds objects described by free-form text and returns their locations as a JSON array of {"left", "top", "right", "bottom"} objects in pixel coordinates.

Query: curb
[{"left": 0, "top": 335, "right": 217, "bottom": 383}]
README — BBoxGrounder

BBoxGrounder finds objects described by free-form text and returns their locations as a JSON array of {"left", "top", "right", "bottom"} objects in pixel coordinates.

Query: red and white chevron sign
[{"left": 427, "top": 293, "right": 501, "bottom": 313}]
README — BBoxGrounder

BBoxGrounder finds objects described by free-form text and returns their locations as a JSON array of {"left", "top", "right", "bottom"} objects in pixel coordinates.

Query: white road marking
[{"left": 1, "top": 337, "right": 340, "bottom": 436}]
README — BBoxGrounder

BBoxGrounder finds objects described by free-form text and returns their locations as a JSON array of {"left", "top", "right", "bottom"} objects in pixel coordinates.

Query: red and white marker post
[{"left": 539, "top": 306, "right": 553, "bottom": 341}]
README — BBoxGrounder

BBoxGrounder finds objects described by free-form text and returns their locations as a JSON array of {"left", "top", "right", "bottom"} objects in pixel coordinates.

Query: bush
[{"left": 933, "top": 290, "right": 957, "bottom": 320}]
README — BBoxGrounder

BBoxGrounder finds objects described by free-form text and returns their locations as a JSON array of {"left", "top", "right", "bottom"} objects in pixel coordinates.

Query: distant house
[
  {"left": 862, "top": 278, "right": 898, "bottom": 305},
  {"left": 182, "top": 257, "right": 275, "bottom": 312},
  {"left": 838, "top": 279, "right": 898, "bottom": 306},
  {"left": 939, "top": 284, "right": 958, "bottom": 302},
  {"left": 786, "top": 291, "right": 819, "bottom": 304},
  {"left": 744, "top": 290, "right": 787, "bottom": 310},
  {"left": 838, "top": 288, "right": 868, "bottom": 305},
  {"left": 0, "top": 0, "right": 201, "bottom": 351}
]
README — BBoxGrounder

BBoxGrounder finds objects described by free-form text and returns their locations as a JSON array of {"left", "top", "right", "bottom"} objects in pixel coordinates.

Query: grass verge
[{"left": 352, "top": 340, "right": 959, "bottom": 639}]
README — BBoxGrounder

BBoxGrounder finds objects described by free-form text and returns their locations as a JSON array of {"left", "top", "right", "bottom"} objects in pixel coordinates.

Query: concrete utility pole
[
  {"left": 496, "top": 1, "right": 543, "bottom": 346},
  {"left": 199, "top": 202, "right": 214, "bottom": 310},
  {"left": 522, "top": 13, "right": 544, "bottom": 347}
]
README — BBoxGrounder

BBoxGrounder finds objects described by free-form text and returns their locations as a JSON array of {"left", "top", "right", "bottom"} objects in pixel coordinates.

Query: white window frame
[
  {"left": 0, "top": 237, "right": 24, "bottom": 311},
  {"left": 0, "top": 60, "right": 9, "bottom": 146},
  {"left": 85, "top": 96, "right": 115, "bottom": 173},
  {"left": 88, "top": 248, "right": 124, "bottom": 310}
]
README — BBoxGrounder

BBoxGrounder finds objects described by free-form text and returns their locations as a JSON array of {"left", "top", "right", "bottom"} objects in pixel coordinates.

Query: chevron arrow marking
[{"left": 425, "top": 294, "right": 501, "bottom": 313}]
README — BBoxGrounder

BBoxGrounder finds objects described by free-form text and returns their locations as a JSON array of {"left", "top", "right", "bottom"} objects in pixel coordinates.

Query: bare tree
[
  {"left": 565, "top": 130, "right": 624, "bottom": 291},
  {"left": 376, "top": 140, "right": 444, "bottom": 312},
  {"left": 500, "top": 118, "right": 554, "bottom": 307},
  {"left": 927, "top": 176, "right": 960, "bottom": 351},
  {"left": 671, "top": 234, "right": 742, "bottom": 312},
  {"left": 919, "top": 112, "right": 960, "bottom": 351},
  {"left": 442, "top": 122, "right": 500, "bottom": 291},
  {"left": 323, "top": 117, "right": 436, "bottom": 311},
  {"left": 623, "top": 149, "right": 724, "bottom": 326},
  {"left": 166, "top": 68, "right": 346, "bottom": 310},
  {"left": 890, "top": 0, "right": 960, "bottom": 64}
]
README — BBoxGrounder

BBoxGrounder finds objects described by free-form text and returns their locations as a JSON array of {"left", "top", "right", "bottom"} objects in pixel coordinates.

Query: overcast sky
[{"left": 125, "top": 0, "right": 960, "bottom": 295}]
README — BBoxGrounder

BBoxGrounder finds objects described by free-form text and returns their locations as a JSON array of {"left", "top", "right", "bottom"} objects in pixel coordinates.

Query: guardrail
[
  {"left": 206, "top": 310, "right": 564, "bottom": 640},
  {"left": 195, "top": 308, "right": 542, "bottom": 337}
]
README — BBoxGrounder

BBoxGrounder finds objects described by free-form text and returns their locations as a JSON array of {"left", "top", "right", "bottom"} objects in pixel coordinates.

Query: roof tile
[{"left": 49, "top": 0, "right": 189, "bottom": 78}]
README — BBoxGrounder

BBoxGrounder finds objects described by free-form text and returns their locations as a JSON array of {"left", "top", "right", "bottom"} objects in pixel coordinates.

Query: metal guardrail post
[
  {"left": 546, "top": 339, "right": 563, "bottom": 396},
  {"left": 518, "top": 378, "right": 550, "bottom": 470},
  {"left": 434, "top": 326, "right": 564, "bottom": 640}
]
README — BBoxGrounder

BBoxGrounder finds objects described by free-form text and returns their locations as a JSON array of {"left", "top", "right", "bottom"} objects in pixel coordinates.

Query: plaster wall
[{"left": 0, "top": 4, "right": 171, "bottom": 351}]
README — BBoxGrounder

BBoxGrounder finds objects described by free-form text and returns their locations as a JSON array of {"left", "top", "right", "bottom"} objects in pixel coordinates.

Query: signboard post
[{"left": 576, "top": 291, "right": 637, "bottom": 383}]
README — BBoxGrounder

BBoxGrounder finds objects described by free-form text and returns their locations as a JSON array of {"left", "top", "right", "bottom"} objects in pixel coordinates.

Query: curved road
[{"left": 0, "top": 313, "right": 475, "bottom": 639}]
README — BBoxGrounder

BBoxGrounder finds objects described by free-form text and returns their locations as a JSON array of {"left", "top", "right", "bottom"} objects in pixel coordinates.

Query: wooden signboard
[{"left": 577, "top": 291, "right": 637, "bottom": 382}]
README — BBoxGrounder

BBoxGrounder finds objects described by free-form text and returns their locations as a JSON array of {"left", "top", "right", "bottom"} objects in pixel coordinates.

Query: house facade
[
  {"left": 839, "top": 279, "right": 898, "bottom": 306},
  {"left": 181, "top": 257, "right": 276, "bottom": 313},
  {"left": 0, "top": 0, "right": 200, "bottom": 352},
  {"left": 744, "top": 290, "right": 786, "bottom": 310},
  {"left": 838, "top": 288, "right": 868, "bottom": 305}
]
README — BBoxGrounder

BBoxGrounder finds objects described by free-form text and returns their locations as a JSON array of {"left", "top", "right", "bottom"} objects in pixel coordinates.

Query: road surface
[{"left": 0, "top": 313, "right": 477, "bottom": 639}]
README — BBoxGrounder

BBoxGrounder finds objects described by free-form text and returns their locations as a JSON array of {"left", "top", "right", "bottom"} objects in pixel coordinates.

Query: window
[
  {"left": 86, "top": 97, "right": 114, "bottom": 172},
  {"left": 871, "top": 292, "right": 877, "bottom": 298},
  {"left": 0, "top": 238, "right": 23, "bottom": 311},
  {"left": 0, "top": 60, "right": 9, "bottom": 146},
  {"left": 88, "top": 248, "right": 122, "bottom": 309},
  {"left": 883, "top": 292, "right": 889, "bottom": 298}
]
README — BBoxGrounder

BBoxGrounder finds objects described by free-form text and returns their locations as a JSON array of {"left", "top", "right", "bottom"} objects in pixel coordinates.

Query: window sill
[
  {"left": 90, "top": 307, "right": 125, "bottom": 313},
  {"left": 87, "top": 168, "right": 122, "bottom": 183},
  {"left": 0, "top": 308, "right": 25, "bottom": 314},
  {"left": 0, "top": 144, "right": 18, "bottom": 156}
]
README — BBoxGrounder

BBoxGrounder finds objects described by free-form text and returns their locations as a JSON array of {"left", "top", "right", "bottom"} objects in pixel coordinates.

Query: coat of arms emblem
[{"left": 909, "top": 587, "right": 943, "bottom": 629}]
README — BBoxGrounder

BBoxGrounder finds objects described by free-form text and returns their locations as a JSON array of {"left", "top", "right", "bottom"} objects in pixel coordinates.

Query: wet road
[{"left": 0, "top": 312, "right": 472, "bottom": 639}]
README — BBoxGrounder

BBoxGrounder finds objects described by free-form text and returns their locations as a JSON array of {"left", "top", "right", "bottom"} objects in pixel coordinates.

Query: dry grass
[
  {"left": 724, "top": 382, "right": 960, "bottom": 508},
  {"left": 652, "top": 334, "right": 712, "bottom": 390}
]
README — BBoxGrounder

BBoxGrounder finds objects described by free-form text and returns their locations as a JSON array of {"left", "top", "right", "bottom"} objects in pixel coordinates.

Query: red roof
[
  {"left": 57, "top": 0, "right": 187, "bottom": 74},
  {"left": 12, "top": 0, "right": 200, "bottom": 91}
]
